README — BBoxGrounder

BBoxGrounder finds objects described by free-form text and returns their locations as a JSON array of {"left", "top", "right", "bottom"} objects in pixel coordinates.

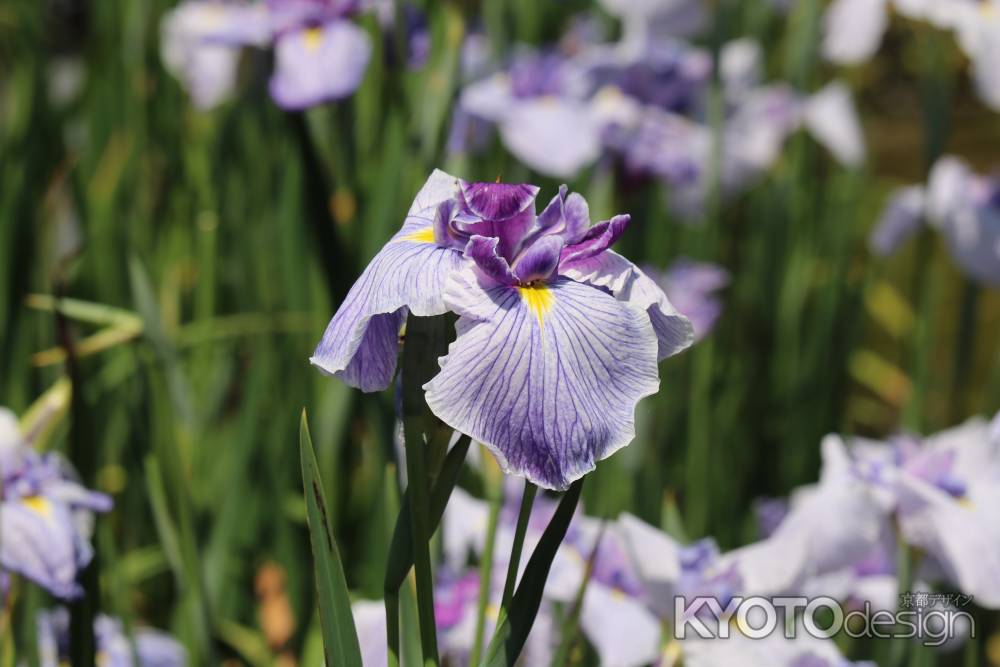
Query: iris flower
[
  {"left": 822, "top": 0, "right": 1000, "bottom": 110},
  {"left": 459, "top": 49, "right": 605, "bottom": 179},
  {"left": 0, "top": 408, "right": 111, "bottom": 599},
  {"left": 870, "top": 156, "right": 1000, "bottom": 286},
  {"left": 161, "top": 0, "right": 372, "bottom": 110},
  {"left": 37, "top": 608, "right": 186, "bottom": 667},
  {"left": 312, "top": 170, "right": 692, "bottom": 489},
  {"left": 615, "top": 513, "right": 871, "bottom": 667},
  {"left": 840, "top": 414, "right": 1000, "bottom": 608},
  {"left": 443, "top": 487, "right": 661, "bottom": 667}
]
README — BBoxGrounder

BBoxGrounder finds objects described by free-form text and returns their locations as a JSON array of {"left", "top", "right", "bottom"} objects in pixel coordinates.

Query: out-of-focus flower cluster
[
  {"left": 353, "top": 410, "right": 1000, "bottom": 666},
  {"left": 1, "top": 406, "right": 184, "bottom": 666},
  {"left": 822, "top": 0, "right": 1000, "bottom": 111},
  {"left": 33, "top": 609, "right": 186, "bottom": 667},
  {"left": 0, "top": 407, "right": 109, "bottom": 599},
  {"left": 871, "top": 156, "right": 1000, "bottom": 287},
  {"left": 160, "top": 0, "right": 427, "bottom": 110},
  {"left": 453, "top": 0, "right": 865, "bottom": 217}
]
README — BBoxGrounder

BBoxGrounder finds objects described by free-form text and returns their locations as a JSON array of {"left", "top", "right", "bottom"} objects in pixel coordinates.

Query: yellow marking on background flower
[
  {"left": 401, "top": 227, "right": 436, "bottom": 244},
  {"left": 303, "top": 27, "right": 324, "bottom": 51},
  {"left": 518, "top": 284, "right": 554, "bottom": 326},
  {"left": 23, "top": 496, "right": 52, "bottom": 518}
]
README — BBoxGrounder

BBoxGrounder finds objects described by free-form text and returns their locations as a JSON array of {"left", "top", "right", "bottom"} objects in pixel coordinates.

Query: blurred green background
[{"left": 1, "top": 0, "right": 999, "bottom": 664}]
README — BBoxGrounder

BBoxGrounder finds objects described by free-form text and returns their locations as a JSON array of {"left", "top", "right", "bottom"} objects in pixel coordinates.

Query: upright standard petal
[
  {"left": 821, "top": 0, "right": 888, "bottom": 65},
  {"left": 269, "top": 20, "right": 372, "bottom": 110},
  {"left": 424, "top": 267, "right": 660, "bottom": 490},
  {"left": 869, "top": 186, "right": 926, "bottom": 256},
  {"left": 802, "top": 82, "right": 866, "bottom": 167},
  {"left": 561, "top": 250, "right": 694, "bottom": 360},
  {"left": 499, "top": 99, "right": 603, "bottom": 180},
  {"left": 311, "top": 170, "right": 465, "bottom": 391}
]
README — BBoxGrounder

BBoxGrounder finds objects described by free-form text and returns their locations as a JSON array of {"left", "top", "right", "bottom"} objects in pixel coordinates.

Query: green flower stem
[{"left": 400, "top": 314, "right": 456, "bottom": 667}]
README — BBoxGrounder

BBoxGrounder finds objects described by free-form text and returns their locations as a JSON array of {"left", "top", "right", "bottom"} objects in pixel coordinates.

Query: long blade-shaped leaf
[
  {"left": 299, "top": 410, "right": 362, "bottom": 667},
  {"left": 479, "top": 479, "right": 584, "bottom": 667}
]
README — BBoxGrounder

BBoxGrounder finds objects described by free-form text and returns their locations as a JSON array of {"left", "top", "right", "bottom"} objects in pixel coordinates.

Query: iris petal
[
  {"left": 425, "top": 267, "right": 660, "bottom": 490},
  {"left": 0, "top": 500, "right": 83, "bottom": 598},
  {"left": 561, "top": 250, "right": 693, "bottom": 361},
  {"left": 311, "top": 170, "right": 465, "bottom": 391},
  {"left": 269, "top": 20, "right": 371, "bottom": 110}
]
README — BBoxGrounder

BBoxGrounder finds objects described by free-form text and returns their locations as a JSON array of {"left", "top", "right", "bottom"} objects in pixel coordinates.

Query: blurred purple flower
[
  {"left": 870, "top": 157, "right": 1000, "bottom": 285},
  {"left": 0, "top": 408, "right": 111, "bottom": 599},
  {"left": 459, "top": 49, "right": 604, "bottom": 178},
  {"left": 161, "top": 0, "right": 371, "bottom": 110},
  {"left": 869, "top": 186, "right": 926, "bottom": 257},
  {"left": 442, "top": 487, "right": 661, "bottom": 667},
  {"left": 652, "top": 259, "right": 729, "bottom": 341},
  {"left": 842, "top": 415, "right": 1000, "bottom": 608},
  {"left": 615, "top": 513, "right": 870, "bottom": 666},
  {"left": 37, "top": 608, "right": 185, "bottom": 667},
  {"left": 312, "top": 171, "right": 692, "bottom": 489}
]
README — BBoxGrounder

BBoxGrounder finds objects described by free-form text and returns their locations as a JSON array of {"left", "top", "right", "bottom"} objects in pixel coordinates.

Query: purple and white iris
[
  {"left": 312, "top": 171, "right": 693, "bottom": 489},
  {"left": 0, "top": 408, "right": 111, "bottom": 599},
  {"left": 161, "top": 0, "right": 372, "bottom": 110},
  {"left": 36, "top": 608, "right": 186, "bottom": 667},
  {"left": 841, "top": 415, "right": 1000, "bottom": 608},
  {"left": 870, "top": 156, "right": 1000, "bottom": 286}
]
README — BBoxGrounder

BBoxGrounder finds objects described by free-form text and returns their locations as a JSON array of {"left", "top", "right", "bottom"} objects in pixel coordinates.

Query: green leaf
[
  {"left": 480, "top": 479, "right": 584, "bottom": 667},
  {"left": 299, "top": 409, "right": 363, "bottom": 667}
]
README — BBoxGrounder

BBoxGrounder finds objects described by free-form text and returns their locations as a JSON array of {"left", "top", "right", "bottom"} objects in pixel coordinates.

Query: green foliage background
[{"left": 1, "top": 0, "right": 999, "bottom": 664}]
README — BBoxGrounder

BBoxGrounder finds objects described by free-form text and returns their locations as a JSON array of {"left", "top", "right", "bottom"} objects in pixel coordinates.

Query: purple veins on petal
[
  {"left": 425, "top": 268, "right": 660, "bottom": 490},
  {"left": 310, "top": 169, "right": 464, "bottom": 392}
]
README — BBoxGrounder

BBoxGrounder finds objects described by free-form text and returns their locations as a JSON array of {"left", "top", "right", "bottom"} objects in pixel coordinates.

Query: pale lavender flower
[
  {"left": 442, "top": 488, "right": 660, "bottom": 667},
  {"left": 459, "top": 49, "right": 604, "bottom": 178},
  {"left": 161, "top": 0, "right": 371, "bottom": 110},
  {"left": 615, "top": 513, "right": 871, "bottom": 667},
  {"left": 869, "top": 186, "right": 926, "bottom": 257},
  {"left": 682, "top": 629, "right": 874, "bottom": 667},
  {"left": 844, "top": 415, "right": 1000, "bottom": 608},
  {"left": 352, "top": 599, "right": 389, "bottom": 667},
  {"left": 36, "top": 609, "right": 185, "bottom": 667},
  {"left": 653, "top": 259, "right": 729, "bottom": 341},
  {"left": 0, "top": 408, "right": 111, "bottom": 599},
  {"left": 820, "top": 0, "right": 952, "bottom": 65},
  {"left": 870, "top": 157, "right": 1000, "bottom": 285},
  {"left": 313, "top": 171, "right": 692, "bottom": 489}
]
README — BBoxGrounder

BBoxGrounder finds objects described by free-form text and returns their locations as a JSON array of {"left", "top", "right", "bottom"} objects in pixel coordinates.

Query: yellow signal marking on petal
[
  {"left": 303, "top": 27, "right": 324, "bottom": 51},
  {"left": 22, "top": 496, "right": 52, "bottom": 518},
  {"left": 518, "top": 284, "right": 554, "bottom": 326},
  {"left": 401, "top": 226, "right": 436, "bottom": 244}
]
